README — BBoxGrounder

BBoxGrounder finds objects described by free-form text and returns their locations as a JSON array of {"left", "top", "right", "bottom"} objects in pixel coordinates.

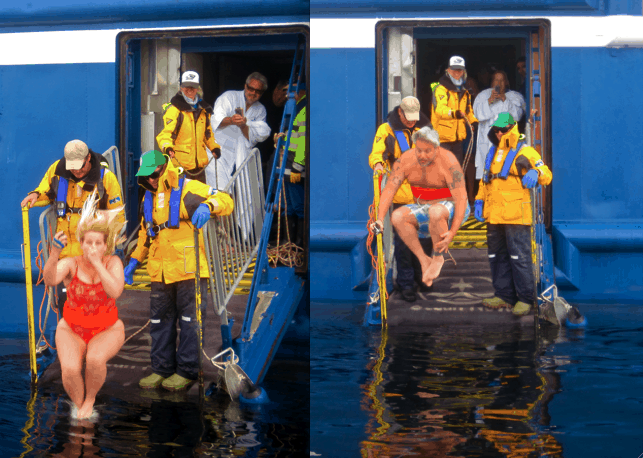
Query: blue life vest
[
  {"left": 143, "top": 175, "right": 185, "bottom": 238},
  {"left": 393, "top": 130, "right": 411, "bottom": 153},
  {"left": 482, "top": 142, "right": 524, "bottom": 184},
  {"left": 56, "top": 168, "right": 105, "bottom": 218}
]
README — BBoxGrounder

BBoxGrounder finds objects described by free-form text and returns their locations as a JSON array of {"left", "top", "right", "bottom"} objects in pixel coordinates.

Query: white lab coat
[
  {"left": 473, "top": 88, "right": 526, "bottom": 179},
  {"left": 206, "top": 90, "right": 270, "bottom": 190}
]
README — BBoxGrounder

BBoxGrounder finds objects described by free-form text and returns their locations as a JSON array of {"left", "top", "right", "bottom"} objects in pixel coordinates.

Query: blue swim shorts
[{"left": 405, "top": 200, "right": 471, "bottom": 238}]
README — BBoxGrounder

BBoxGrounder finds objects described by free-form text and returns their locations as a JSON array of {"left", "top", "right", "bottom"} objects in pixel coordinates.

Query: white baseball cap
[
  {"left": 400, "top": 96, "right": 420, "bottom": 122},
  {"left": 181, "top": 71, "right": 200, "bottom": 88},
  {"left": 449, "top": 56, "right": 466, "bottom": 70},
  {"left": 64, "top": 140, "right": 89, "bottom": 170}
]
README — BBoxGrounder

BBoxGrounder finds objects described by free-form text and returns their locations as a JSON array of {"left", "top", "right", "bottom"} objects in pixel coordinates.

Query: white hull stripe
[{"left": 311, "top": 16, "right": 643, "bottom": 49}]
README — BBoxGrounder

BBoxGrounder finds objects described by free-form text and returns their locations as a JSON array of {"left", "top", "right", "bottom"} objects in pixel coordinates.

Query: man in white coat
[
  {"left": 473, "top": 70, "right": 526, "bottom": 180},
  {"left": 207, "top": 72, "right": 271, "bottom": 190}
]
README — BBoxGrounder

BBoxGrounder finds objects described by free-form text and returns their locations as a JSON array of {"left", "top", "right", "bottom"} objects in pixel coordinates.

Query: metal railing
[{"left": 203, "top": 148, "right": 265, "bottom": 318}]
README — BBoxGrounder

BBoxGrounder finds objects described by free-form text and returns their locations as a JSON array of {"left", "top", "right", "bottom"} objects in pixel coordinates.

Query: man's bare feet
[
  {"left": 426, "top": 255, "right": 445, "bottom": 282},
  {"left": 420, "top": 258, "right": 434, "bottom": 287}
]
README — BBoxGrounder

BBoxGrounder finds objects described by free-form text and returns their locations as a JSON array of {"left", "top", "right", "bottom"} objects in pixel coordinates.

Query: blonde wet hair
[{"left": 76, "top": 190, "right": 126, "bottom": 256}]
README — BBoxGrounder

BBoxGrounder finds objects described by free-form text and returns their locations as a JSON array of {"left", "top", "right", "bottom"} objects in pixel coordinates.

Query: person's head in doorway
[
  {"left": 272, "top": 80, "right": 289, "bottom": 107},
  {"left": 490, "top": 70, "right": 510, "bottom": 94},
  {"left": 446, "top": 55, "right": 467, "bottom": 87},
  {"left": 180, "top": 71, "right": 201, "bottom": 106},
  {"left": 516, "top": 57, "right": 527, "bottom": 81},
  {"left": 244, "top": 72, "right": 268, "bottom": 107},
  {"left": 398, "top": 96, "right": 420, "bottom": 128}
]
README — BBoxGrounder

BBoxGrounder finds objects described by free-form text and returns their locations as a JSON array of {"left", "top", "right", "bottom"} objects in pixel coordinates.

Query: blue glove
[
  {"left": 522, "top": 169, "right": 539, "bottom": 189},
  {"left": 124, "top": 258, "right": 140, "bottom": 285},
  {"left": 474, "top": 200, "right": 485, "bottom": 222},
  {"left": 192, "top": 203, "right": 211, "bottom": 229}
]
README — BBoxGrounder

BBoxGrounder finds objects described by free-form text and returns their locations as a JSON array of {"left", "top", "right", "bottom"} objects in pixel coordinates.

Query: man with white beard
[{"left": 206, "top": 72, "right": 271, "bottom": 191}]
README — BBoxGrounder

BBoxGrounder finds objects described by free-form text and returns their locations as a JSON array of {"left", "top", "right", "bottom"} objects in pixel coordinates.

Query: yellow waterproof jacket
[
  {"left": 156, "top": 92, "right": 220, "bottom": 172},
  {"left": 369, "top": 107, "right": 431, "bottom": 204},
  {"left": 475, "top": 124, "right": 552, "bottom": 225},
  {"left": 130, "top": 161, "right": 234, "bottom": 284},
  {"left": 431, "top": 74, "right": 478, "bottom": 143},
  {"left": 31, "top": 152, "right": 125, "bottom": 258}
]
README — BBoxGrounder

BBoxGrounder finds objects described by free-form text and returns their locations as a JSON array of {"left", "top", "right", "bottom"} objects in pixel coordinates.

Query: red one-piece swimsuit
[{"left": 63, "top": 264, "right": 118, "bottom": 345}]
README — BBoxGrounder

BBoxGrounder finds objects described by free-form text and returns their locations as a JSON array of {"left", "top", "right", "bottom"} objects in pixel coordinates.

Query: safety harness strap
[
  {"left": 483, "top": 142, "right": 524, "bottom": 183},
  {"left": 393, "top": 130, "right": 411, "bottom": 153},
  {"left": 56, "top": 168, "right": 106, "bottom": 217},
  {"left": 143, "top": 175, "right": 185, "bottom": 238}
]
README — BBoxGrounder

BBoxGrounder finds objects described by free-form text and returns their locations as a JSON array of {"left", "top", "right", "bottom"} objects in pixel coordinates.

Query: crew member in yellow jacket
[
  {"left": 474, "top": 113, "right": 552, "bottom": 316},
  {"left": 156, "top": 71, "right": 221, "bottom": 183},
  {"left": 368, "top": 96, "right": 433, "bottom": 303},
  {"left": 123, "top": 150, "right": 233, "bottom": 391},
  {"left": 20, "top": 140, "right": 125, "bottom": 312},
  {"left": 431, "top": 56, "right": 479, "bottom": 204}
]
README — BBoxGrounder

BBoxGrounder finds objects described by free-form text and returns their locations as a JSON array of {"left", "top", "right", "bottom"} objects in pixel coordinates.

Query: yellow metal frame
[
  {"left": 373, "top": 172, "right": 387, "bottom": 326},
  {"left": 21, "top": 206, "right": 38, "bottom": 387}
]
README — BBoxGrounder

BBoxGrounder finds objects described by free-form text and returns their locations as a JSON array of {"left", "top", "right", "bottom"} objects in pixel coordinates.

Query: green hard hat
[
  {"left": 136, "top": 150, "right": 166, "bottom": 176},
  {"left": 492, "top": 113, "right": 516, "bottom": 128}
]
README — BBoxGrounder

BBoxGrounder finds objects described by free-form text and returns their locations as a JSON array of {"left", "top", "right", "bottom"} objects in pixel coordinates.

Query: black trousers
[
  {"left": 149, "top": 279, "right": 208, "bottom": 380},
  {"left": 487, "top": 224, "right": 535, "bottom": 305}
]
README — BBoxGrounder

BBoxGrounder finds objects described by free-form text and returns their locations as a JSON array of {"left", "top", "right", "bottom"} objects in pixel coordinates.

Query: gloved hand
[
  {"left": 474, "top": 200, "right": 485, "bottom": 222},
  {"left": 290, "top": 172, "right": 301, "bottom": 183},
  {"left": 454, "top": 110, "right": 465, "bottom": 119},
  {"left": 212, "top": 147, "right": 221, "bottom": 159},
  {"left": 192, "top": 203, "right": 211, "bottom": 229},
  {"left": 522, "top": 169, "right": 539, "bottom": 189},
  {"left": 124, "top": 258, "right": 140, "bottom": 285}
]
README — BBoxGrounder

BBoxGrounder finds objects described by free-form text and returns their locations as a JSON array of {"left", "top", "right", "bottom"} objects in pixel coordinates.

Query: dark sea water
[
  {"left": 311, "top": 301, "right": 643, "bottom": 458},
  {"left": 0, "top": 333, "right": 309, "bottom": 457}
]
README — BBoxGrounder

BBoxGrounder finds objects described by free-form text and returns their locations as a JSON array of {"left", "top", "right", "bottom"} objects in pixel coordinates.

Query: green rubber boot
[
  {"left": 512, "top": 301, "right": 532, "bottom": 316},
  {"left": 139, "top": 373, "right": 166, "bottom": 389},
  {"left": 482, "top": 296, "right": 509, "bottom": 309},
  {"left": 161, "top": 374, "right": 194, "bottom": 392}
]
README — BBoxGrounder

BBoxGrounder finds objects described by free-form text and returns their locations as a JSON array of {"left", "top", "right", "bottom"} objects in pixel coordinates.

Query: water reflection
[
  {"left": 360, "top": 324, "right": 565, "bottom": 457},
  {"left": 7, "top": 354, "right": 307, "bottom": 457}
]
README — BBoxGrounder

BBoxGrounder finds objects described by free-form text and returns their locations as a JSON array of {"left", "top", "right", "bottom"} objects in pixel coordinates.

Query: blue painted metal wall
[
  {"left": 309, "top": 8, "right": 643, "bottom": 303},
  {"left": 0, "top": 63, "right": 116, "bottom": 282}
]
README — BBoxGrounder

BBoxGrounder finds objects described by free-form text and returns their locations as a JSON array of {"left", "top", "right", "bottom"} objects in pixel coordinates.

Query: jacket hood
[
  {"left": 54, "top": 150, "right": 105, "bottom": 189},
  {"left": 137, "top": 158, "right": 181, "bottom": 193},
  {"left": 387, "top": 105, "right": 431, "bottom": 130},
  {"left": 170, "top": 92, "right": 213, "bottom": 114},
  {"left": 488, "top": 123, "right": 520, "bottom": 149},
  {"left": 439, "top": 73, "right": 468, "bottom": 94}
]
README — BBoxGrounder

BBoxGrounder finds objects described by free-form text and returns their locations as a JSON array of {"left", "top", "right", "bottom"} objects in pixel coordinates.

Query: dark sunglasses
[{"left": 245, "top": 83, "right": 265, "bottom": 95}]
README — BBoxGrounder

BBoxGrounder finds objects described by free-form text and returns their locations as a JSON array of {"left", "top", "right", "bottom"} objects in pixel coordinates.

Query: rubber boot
[{"left": 287, "top": 217, "right": 298, "bottom": 245}]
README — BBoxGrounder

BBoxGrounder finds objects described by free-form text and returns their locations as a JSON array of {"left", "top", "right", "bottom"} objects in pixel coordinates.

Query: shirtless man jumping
[{"left": 372, "top": 126, "right": 470, "bottom": 287}]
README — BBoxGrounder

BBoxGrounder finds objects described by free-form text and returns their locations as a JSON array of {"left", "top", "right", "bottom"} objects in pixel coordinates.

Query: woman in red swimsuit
[{"left": 44, "top": 193, "right": 125, "bottom": 420}]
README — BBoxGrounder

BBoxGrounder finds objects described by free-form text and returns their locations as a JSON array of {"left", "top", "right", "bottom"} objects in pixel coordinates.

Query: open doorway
[
  {"left": 377, "top": 20, "right": 551, "bottom": 227},
  {"left": 117, "top": 28, "right": 307, "bottom": 231}
]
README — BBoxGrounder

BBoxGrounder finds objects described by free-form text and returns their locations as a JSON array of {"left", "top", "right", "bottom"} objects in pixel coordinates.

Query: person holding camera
[
  {"left": 473, "top": 70, "right": 526, "bottom": 183},
  {"left": 206, "top": 72, "right": 271, "bottom": 191}
]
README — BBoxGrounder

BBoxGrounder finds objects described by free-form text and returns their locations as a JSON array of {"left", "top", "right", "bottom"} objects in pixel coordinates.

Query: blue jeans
[
  {"left": 486, "top": 224, "right": 535, "bottom": 305},
  {"left": 149, "top": 279, "right": 208, "bottom": 380}
]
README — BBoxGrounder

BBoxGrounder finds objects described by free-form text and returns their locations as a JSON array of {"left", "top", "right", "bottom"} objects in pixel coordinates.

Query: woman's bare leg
[
  {"left": 55, "top": 319, "right": 87, "bottom": 411},
  {"left": 77, "top": 319, "right": 125, "bottom": 419}
]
